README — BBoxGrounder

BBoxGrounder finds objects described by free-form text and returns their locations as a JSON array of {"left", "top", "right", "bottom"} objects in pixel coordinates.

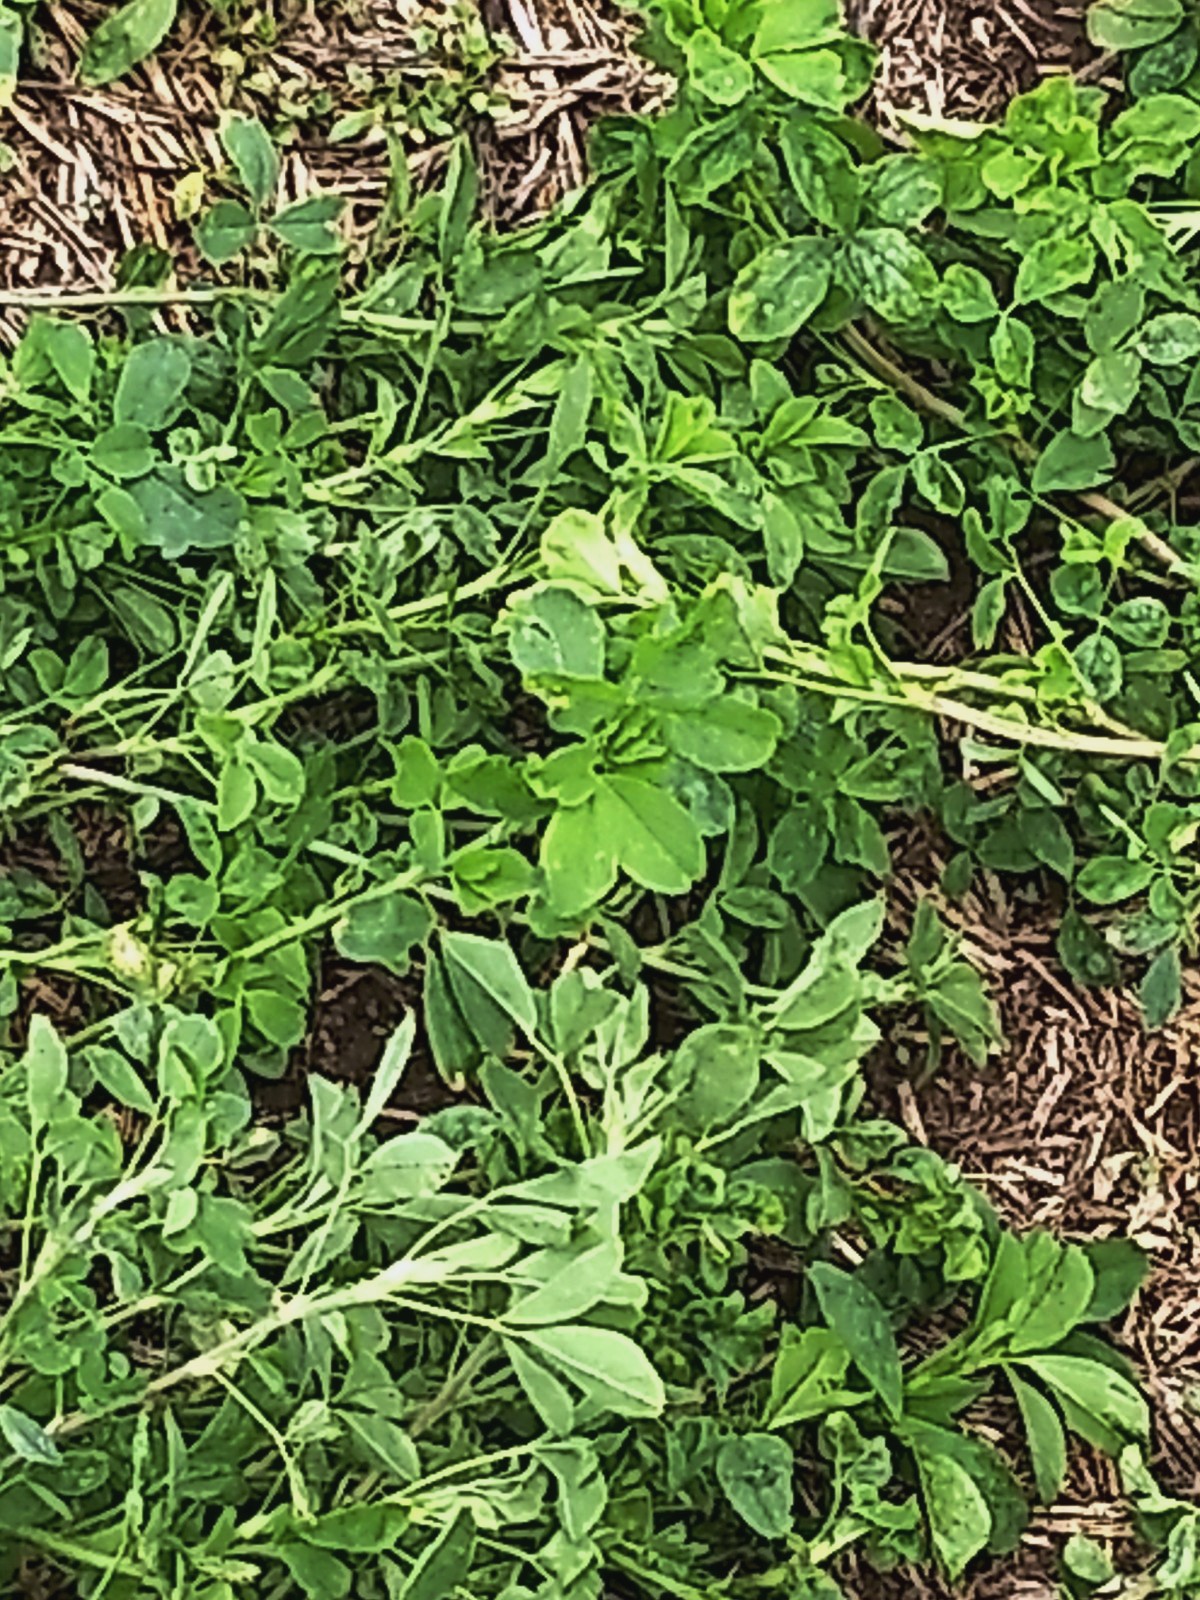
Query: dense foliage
[{"left": 2, "top": 0, "right": 1200, "bottom": 1595}]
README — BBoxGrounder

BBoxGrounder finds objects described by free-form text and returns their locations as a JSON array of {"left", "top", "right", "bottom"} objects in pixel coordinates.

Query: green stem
[
  {"left": 0, "top": 287, "right": 263, "bottom": 309},
  {"left": 757, "top": 655, "right": 1189, "bottom": 762},
  {"left": 840, "top": 324, "right": 1188, "bottom": 572},
  {"left": 4, "top": 1527, "right": 145, "bottom": 1580},
  {"left": 408, "top": 1331, "right": 500, "bottom": 1439}
]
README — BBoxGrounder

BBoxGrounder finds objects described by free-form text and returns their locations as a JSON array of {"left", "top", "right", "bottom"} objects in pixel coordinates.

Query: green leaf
[
  {"left": 594, "top": 775, "right": 705, "bottom": 895},
  {"left": 508, "top": 585, "right": 605, "bottom": 679},
  {"left": 767, "top": 1326, "right": 855, "bottom": 1427},
  {"left": 217, "top": 759, "right": 257, "bottom": 831},
  {"left": 1084, "top": 1238, "right": 1150, "bottom": 1321},
  {"left": 912, "top": 1448, "right": 992, "bottom": 1577},
  {"left": 1086, "top": 277, "right": 1146, "bottom": 354},
  {"left": 196, "top": 200, "right": 258, "bottom": 264},
  {"left": 757, "top": 45, "right": 856, "bottom": 107},
  {"left": 870, "top": 393, "right": 923, "bottom": 453},
  {"left": 1140, "top": 943, "right": 1182, "bottom": 1030},
  {"left": 942, "top": 263, "right": 999, "bottom": 324},
  {"left": 359, "top": 1132, "right": 458, "bottom": 1202},
  {"left": 867, "top": 155, "right": 941, "bottom": 227},
  {"left": 278, "top": 1545, "right": 350, "bottom": 1599},
  {"left": 674, "top": 1023, "right": 760, "bottom": 1130},
  {"left": 728, "top": 238, "right": 836, "bottom": 342},
  {"left": 924, "top": 961, "right": 1004, "bottom": 1066},
  {"left": 1063, "top": 1532, "right": 1116, "bottom": 1586},
  {"left": 1008, "top": 1370, "right": 1067, "bottom": 1502},
  {"left": 1075, "top": 855, "right": 1155, "bottom": 905},
  {"left": 751, "top": 0, "right": 843, "bottom": 53},
  {"left": 541, "top": 801, "right": 618, "bottom": 915},
  {"left": 0, "top": 1403, "right": 60, "bottom": 1464},
  {"left": 441, "top": 930, "right": 537, "bottom": 1039},
  {"left": 973, "top": 576, "right": 1009, "bottom": 649},
  {"left": 518, "top": 1325, "right": 665, "bottom": 1418},
  {"left": 1080, "top": 350, "right": 1142, "bottom": 416},
  {"left": 40, "top": 321, "right": 95, "bottom": 402},
  {"left": 1129, "top": 24, "right": 1198, "bottom": 94},
  {"left": 114, "top": 340, "right": 191, "bottom": 430},
  {"left": 505, "top": 1340, "right": 575, "bottom": 1435},
  {"left": 91, "top": 422, "right": 154, "bottom": 480},
  {"left": 450, "top": 844, "right": 535, "bottom": 912},
  {"left": 79, "top": 0, "right": 177, "bottom": 84},
  {"left": 334, "top": 893, "right": 433, "bottom": 976},
  {"left": 269, "top": 194, "right": 344, "bottom": 255},
  {"left": 780, "top": 119, "right": 860, "bottom": 231},
  {"left": 301, "top": 1504, "right": 408, "bottom": 1552},
  {"left": 839, "top": 228, "right": 939, "bottom": 323},
  {"left": 503, "top": 1241, "right": 622, "bottom": 1325},
  {"left": 808, "top": 1262, "right": 903, "bottom": 1418},
  {"left": 716, "top": 1434, "right": 794, "bottom": 1539},
  {"left": 128, "top": 470, "right": 244, "bottom": 559},
  {"left": 1138, "top": 312, "right": 1200, "bottom": 365},
  {"left": 25, "top": 1014, "right": 68, "bottom": 1130},
  {"left": 1110, "top": 597, "right": 1169, "bottom": 647},
  {"left": 991, "top": 313, "right": 1035, "bottom": 389},
  {"left": 424, "top": 949, "right": 478, "bottom": 1078},
  {"left": 751, "top": 7, "right": 867, "bottom": 108},
  {"left": 1008, "top": 1241, "right": 1095, "bottom": 1353},
  {"left": 1018, "top": 1354, "right": 1149, "bottom": 1443},
  {"left": 244, "top": 739, "right": 305, "bottom": 806},
  {"left": 87, "top": 1046, "right": 155, "bottom": 1114},
  {"left": 358, "top": 1015, "right": 416, "bottom": 1132},
  {"left": 221, "top": 113, "right": 279, "bottom": 208},
  {"left": 1014, "top": 235, "right": 1096, "bottom": 306},
  {"left": 686, "top": 28, "right": 754, "bottom": 104},
  {"left": 1088, "top": 0, "right": 1184, "bottom": 50},
  {"left": 390, "top": 1510, "right": 475, "bottom": 1600},
  {"left": 547, "top": 359, "right": 594, "bottom": 469},
  {"left": 1031, "top": 430, "right": 1114, "bottom": 494},
  {"left": 663, "top": 697, "right": 781, "bottom": 772},
  {"left": 912, "top": 452, "right": 965, "bottom": 515},
  {"left": 1075, "top": 632, "right": 1123, "bottom": 702},
  {"left": 0, "top": 5, "right": 22, "bottom": 109}
]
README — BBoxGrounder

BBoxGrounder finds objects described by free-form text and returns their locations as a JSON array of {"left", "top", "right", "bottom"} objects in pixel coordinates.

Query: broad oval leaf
[
  {"left": 716, "top": 1433, "right": 794, "bottom": 1539},
  {"left": 517, "top": 1325, "right": 665, "bottom": 1418},
  {"left": 359, "top": 1132, "right": 458, "bottom": 1202},
  {"left": 809, "top": 1261, "right": 903, "bottom": 1418},
  {"left": 728, "top": 238, "right": 836, "bottom": 342},
  {"left": 595, "top": 775, "right": 705, "bottom": 895},
  {"left": 0, "top": 1403, "right": 61, "bottom": 1464},
  {"left": 1018, "top": 1353, "right": 1150, "bottom": 1443},
  {"left": 914, "top": 1449, "right": 992, "bottom": 1577},
  {"left": 441, "top": 930, "right": 538, "bottom": 1038},
  {"left": 79, "top": 0, "right": 177, "bottom": 84},
  {"left": 221, "top": 112, "right": 279, "bottom": 208}
]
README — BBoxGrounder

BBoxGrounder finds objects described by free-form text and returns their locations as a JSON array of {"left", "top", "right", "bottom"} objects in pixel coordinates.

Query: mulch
[
  {"left": 0, "top": 0, "right": 661, "bottom": 321},
  {"left": 845, "top": 0, "right": 1107, "bottom": 126},
  {"left": 857, "top": 846, "right": 1200, "bottom": 1599}
]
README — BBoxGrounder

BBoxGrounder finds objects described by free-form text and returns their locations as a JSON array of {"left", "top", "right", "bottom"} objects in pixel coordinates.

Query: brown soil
[{"left": 257, "top": 955, "right": 460, "bottom": 1122}]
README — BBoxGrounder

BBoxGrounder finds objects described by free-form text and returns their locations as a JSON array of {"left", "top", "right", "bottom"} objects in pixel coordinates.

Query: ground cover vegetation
[{"left": 1, "top": 0, "right": 1200, "bottom": 1594}]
